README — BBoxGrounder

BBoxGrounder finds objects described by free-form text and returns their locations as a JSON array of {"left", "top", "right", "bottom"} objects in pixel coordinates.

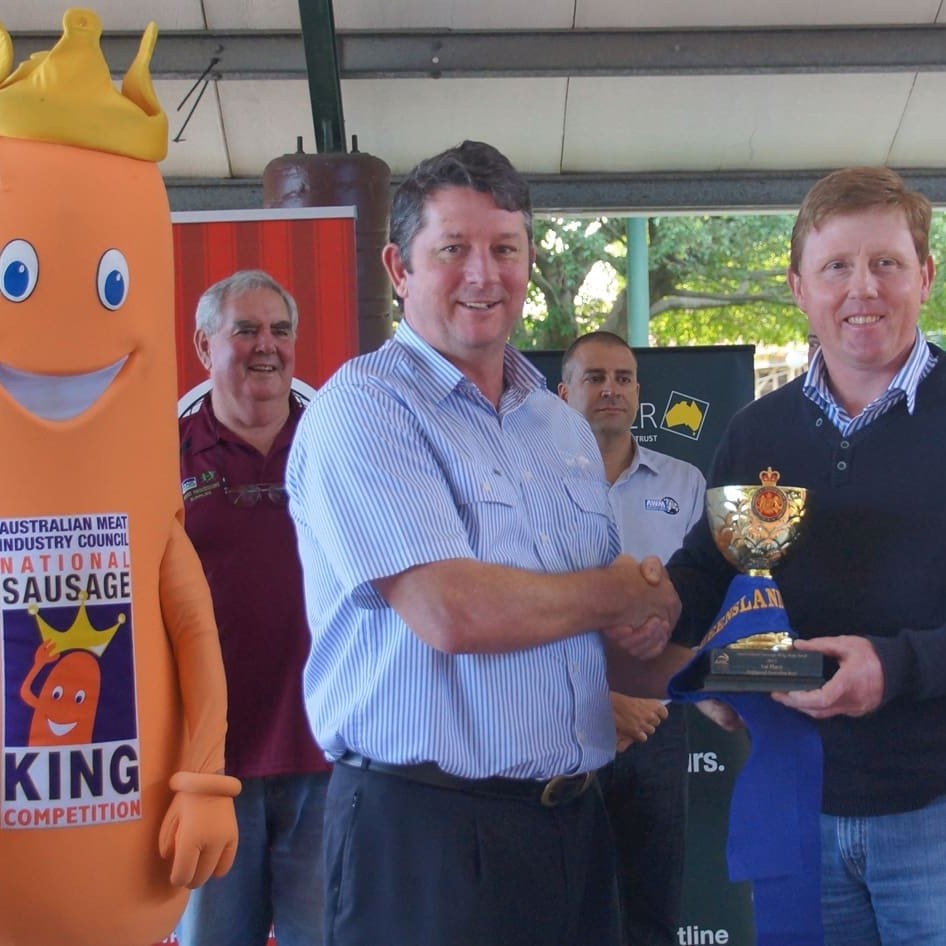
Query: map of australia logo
[{"left": 660, "top": 391, "right": 710, "bottom": 441}]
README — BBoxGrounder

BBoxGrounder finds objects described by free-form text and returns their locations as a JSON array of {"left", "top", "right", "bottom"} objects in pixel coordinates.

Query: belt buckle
[{"left": 540, "top": 771, "right": 594, "bottom": 807}]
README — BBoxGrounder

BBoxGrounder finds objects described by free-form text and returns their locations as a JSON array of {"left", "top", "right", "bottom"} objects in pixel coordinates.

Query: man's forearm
[
  {"left": 606, "top": 642, "right": 693, "bottom": 699},
  {"left": 374, "top": 554, "right": 679, "bottom": 655}
]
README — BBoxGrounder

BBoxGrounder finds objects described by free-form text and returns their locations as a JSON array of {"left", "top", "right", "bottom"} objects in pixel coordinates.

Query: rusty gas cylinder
[{"left": 263, "top": 136, "right": 392, "bottom": 354}]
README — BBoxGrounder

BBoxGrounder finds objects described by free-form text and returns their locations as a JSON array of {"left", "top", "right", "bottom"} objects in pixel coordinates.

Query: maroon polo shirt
[{"left": 179, "top": 395, "right": 328, "bottom": 777}]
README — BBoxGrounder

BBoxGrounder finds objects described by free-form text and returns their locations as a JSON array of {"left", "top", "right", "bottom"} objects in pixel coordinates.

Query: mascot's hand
[{"left": 159, "top": 771, "right": 241, "bottom": 889}]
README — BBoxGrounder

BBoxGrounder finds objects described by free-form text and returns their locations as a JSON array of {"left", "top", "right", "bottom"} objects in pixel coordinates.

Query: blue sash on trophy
[{"left": 670, "top": 573, "right": 824, "bottom": 946}]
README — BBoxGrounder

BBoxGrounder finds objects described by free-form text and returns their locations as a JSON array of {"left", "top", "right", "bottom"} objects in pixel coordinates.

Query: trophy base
[{"left": 694, "top": 646, "right": 825, "bottom": 693}]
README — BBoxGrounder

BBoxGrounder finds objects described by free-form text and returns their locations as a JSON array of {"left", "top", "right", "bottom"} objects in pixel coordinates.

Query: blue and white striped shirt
[
  {"left": 803, "top": 328, "right": 936, "bottom": 435},
  {"left": 287, "top": 321, "right": 620, "bottom": 779}
]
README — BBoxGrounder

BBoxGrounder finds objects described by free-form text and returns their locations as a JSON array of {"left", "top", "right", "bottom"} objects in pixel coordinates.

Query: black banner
[{"left": 526, "top": 345, "right": 757, "bottom": 946}]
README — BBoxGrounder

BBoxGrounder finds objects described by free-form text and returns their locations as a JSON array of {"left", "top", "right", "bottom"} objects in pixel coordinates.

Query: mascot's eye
[
  {"left": 75, "top": 690, "right": 86, "bottom": 705},
  {"left": 96, "top": 249, "right": 130, "bottom": 310},
  {"left": 0, "top": 239, "right": 39, "bottom": 302},
  {"left": 51, "top": 686, "right": 64, "bottom": 701}
]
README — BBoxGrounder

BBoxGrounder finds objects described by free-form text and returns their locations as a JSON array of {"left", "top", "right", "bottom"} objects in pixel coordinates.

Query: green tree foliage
[
  {"left": 922, "top": 213, "right": 946, "bottom": 346},
  {"left": 646, "top": 214, "right": 800, "bottom": 345},
  {"left": 513, "top": 218, "right": 625, "bottom": 349},
  {"left": 518, "top": 211, "right": 946, "bottom": 350}
]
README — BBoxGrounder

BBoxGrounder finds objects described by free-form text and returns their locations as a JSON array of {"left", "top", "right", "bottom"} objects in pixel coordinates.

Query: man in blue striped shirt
[{"left": 287, "top": 140, "right": 681, "bottom": 946}]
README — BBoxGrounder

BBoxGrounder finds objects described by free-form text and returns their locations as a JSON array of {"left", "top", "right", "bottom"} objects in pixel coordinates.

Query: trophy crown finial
[{"left": 759, "top": 467, "right": 780, "bottom": 486}]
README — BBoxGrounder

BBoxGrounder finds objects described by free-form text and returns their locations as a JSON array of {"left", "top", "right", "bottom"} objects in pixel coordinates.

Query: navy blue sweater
[{"left": 669, "top": 345, "right": 946, "bottom": 816}]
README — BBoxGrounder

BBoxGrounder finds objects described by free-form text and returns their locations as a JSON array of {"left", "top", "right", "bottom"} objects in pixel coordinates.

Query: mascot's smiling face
[
  {"left": 0, "top": 138, "right": 171, "bottom": 423},
  {"left": 0, "top": 8, "right": 170, "bottom": 425}
]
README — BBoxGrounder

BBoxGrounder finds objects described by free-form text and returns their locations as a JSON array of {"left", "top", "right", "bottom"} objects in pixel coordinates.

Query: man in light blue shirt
[
  {"left": 287, "top": 140, "right": 681, "bottom": 946},
  {"left": 560, "top": 332, "right": 705, "bottom": 946}
]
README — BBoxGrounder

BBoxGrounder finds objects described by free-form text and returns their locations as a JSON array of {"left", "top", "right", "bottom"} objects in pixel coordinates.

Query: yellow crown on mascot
[{"left": 0, "top": 8, "right": 167, "bottom": 160}]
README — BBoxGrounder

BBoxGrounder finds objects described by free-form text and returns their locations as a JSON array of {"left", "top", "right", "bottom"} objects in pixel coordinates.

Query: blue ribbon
[{"left": 670, "top": 574, "right": 824, "bottom": 946}]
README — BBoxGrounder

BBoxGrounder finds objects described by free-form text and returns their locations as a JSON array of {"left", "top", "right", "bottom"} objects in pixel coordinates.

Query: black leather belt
[{"left": 336, "top": 752, "right": 596, "bottom": 807}]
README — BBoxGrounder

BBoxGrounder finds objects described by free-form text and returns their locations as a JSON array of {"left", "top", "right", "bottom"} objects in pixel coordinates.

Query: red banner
[{"left": 172, "top": 207, "right": 359, "bottom": 407}]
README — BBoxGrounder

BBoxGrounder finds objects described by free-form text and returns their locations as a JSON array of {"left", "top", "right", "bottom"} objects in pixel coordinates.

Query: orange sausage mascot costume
[{"left": 0, "top": 10, "right": 239, "bottom": 945}]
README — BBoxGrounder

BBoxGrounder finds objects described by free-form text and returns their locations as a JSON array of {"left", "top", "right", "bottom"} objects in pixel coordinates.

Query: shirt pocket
[
  {"left": 449, "top": 464, "right": 529, "bottom": 563},
  {"left": 561, "top": 476, "right": 611, "bottom": 516},
  {"left": 547, "top": 476, "right": 616, "bottom": 570}
]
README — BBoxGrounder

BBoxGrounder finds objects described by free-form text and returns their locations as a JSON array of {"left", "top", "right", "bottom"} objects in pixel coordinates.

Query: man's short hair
[
  {"left": 790, "top": 167, "right": 932, "bottom": 274},
  {"left": 561, "top": 331, "right": 634, "bottom": 383},
  {"left": 195, "top": 269, "right": 299, "bottom": 336},
  {"left": 389, "top": 140, "right": 533, "bottom": 272}
]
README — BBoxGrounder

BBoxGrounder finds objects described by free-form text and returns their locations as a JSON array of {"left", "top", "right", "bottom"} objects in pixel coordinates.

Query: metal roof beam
[
  {"left": 166, "top": 169, "right": 946, "bottom": 214},
  {"left": 336, "top": 26, "right": 946, "bottom": 79},
  {"left": 8, "top": 26, "right": 946, "bottom": 80}
]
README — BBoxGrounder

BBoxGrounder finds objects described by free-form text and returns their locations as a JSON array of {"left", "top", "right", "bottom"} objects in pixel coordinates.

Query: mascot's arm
[{"left": 156, "top": 512, "right": 241, "bottom": 888}]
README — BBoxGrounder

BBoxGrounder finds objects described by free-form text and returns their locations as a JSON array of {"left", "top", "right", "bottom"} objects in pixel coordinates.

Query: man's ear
[
  {"left": 382, "top": 243, "right": 409, "bottom": 299},
  {"left": 557, "top": 381, "right": 569, "bottom": 402},
  {"left": 194, "top": 329, "right": 212, "bottom": 371},
  {"left": 786, "top": 267, "right": 805, "bottom": 310},
  {"left": 921, "top": 254, "right": 935, "bottom": 303}
]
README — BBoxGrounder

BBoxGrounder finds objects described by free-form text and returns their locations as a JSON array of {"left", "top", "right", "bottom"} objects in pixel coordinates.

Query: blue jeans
[
  {"left": 177, "top": 772, "right": 330, "bottom": 946},
  {"left": 821, "top": 793, "right": 946, "bottom": 946}
]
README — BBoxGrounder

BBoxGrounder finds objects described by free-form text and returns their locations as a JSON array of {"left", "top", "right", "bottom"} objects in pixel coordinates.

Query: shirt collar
[
  {"left": 180, "top": 394, "right": 218, "bottom": 454},
  {"left": 181, "top": 391, "right": 302, "bottom": 454},
  {"left": 393, "top": 320, "right": 547, "bottom": 406},
  {"left": 615, "top": 439, "right": 661, "bottom": 484},
  {"left": 803, "top": 327, "right": 934, "bottom": 418}
]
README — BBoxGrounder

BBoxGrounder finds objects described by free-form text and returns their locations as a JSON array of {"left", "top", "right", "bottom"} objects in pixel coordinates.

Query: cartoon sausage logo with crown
[{"left": 0, "top": 10, "right": 239, "bottom": 945}]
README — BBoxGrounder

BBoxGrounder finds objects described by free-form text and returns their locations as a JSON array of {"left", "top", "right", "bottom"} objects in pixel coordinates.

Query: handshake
[{"left": 601, "top": 554, "right": 681, "bottom": 660}]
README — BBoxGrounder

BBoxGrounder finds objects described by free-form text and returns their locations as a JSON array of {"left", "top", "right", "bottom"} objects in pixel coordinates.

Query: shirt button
[
  {"left": 839, "top": 440, "right": 850, "bottom": 449},
  {"left": 836, "top": 460, "right": 847, "bottom": 471},
  {"left": 815, "top": 418, "right": 824, "bottom": 427},
  {"left": 522, "top": 470, "right": 534, "bottom": 481}
]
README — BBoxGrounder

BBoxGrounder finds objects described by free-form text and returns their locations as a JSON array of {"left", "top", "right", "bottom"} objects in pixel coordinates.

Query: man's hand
[
  {"left": 611, "top": 693, "right": 668, "bottom": 751},
  {"left": 602, "top": 555, "right": 681, "bottom": 658},
  {"left": 602, "top": 620, "right": 670, "bottom": 659},
  {"left": 694, "top": 698, "right": 744, "bottom": 732},
  {"left": 772, "top": 636, "right": 884, "bottom": 719}
]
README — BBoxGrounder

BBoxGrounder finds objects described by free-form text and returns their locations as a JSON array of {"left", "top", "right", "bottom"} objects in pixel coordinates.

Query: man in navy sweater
[{"left": 658, "top": 167, "right": 946, "bottom": 945}]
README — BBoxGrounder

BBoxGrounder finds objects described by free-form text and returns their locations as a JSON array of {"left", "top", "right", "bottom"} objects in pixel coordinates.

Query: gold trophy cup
[{"left": 696, "top": 468, "right": 823, "bottom": 691}]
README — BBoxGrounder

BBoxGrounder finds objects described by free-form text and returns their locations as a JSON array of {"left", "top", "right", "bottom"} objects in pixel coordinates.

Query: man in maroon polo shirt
[{"left": 176, "top": 269, "right": 330, "bottom": 946}]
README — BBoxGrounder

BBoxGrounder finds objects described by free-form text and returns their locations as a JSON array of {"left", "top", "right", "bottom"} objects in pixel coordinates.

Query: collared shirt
[
  {"left": 803, "top": 328, "right": 937, "bottom": 435},
  {"left": 610, "top": 442, "right": 706, "bottom": 564},
  {"left": 179, "top": 395, "right": 328, "bottom": 778},
  {"left": 287, "top": 321, "right": 619, "bottom": 779}
]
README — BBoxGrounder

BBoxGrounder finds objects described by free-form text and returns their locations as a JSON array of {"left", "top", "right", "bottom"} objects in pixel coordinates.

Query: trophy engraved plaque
[{"left": 689, "top": 468, "right": 824, "bottom": 692}]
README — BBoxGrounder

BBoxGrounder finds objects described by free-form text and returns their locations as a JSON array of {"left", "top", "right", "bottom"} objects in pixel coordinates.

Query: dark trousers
[
  {"left": 322, "top": 761, "right": 622, "bottom": 946},
  {"left": 600, "top": 703, "right": 689, "bottom": 946}
]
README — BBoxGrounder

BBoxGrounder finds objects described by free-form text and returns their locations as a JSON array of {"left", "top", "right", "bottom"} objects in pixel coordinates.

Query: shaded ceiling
[{"left": 9, "top": 1, "right": 946, "bottom": 212}]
